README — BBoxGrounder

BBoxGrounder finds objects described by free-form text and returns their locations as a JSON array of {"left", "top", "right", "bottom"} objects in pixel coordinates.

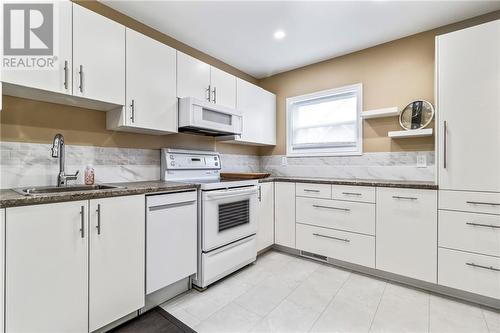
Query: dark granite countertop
[
  {"left": 0, "top": 181, "right": 198, "bottom": 208},
  {"left": 259, "top": 176, "right": 438, "bottom": 190}
]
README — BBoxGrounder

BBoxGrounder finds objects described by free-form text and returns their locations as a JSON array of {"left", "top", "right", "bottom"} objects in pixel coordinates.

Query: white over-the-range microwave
[{"left": 178, "top": 97, "right": 243, "bottom": 136}]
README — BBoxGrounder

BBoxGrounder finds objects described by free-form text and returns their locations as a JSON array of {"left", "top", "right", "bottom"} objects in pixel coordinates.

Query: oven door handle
[{"left": 206, "top": 188, "right": 258, "bottom": 200}]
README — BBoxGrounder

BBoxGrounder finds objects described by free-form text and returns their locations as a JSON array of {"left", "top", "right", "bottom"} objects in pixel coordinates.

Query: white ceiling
[{"left": 102, "top": 1, "right": 500, "bottom": 79}]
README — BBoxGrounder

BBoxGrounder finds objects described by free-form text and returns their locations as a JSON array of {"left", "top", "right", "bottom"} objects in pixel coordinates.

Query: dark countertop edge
[
  {"left": 0, "top": 183, "right": 199, "bottom": 209},
  {"left": 258, "top": 177, "right": 438, "bottom": 190}
]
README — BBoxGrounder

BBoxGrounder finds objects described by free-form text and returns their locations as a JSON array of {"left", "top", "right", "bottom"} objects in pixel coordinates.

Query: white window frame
[{"left": 286, "top": 83, "right": 363, "bottom": 157}]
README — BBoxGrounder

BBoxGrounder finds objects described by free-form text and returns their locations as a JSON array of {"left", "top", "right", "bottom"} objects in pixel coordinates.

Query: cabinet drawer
[
  {"left": 296, "top": 197, "right": 375, "bottom": 235},
  {"left": 332, "top": 185, "right": 375, "bottom": 203},
  {"left": 439, "top": 190, "right": 500, "bottom": 215},
  {"left": 296, "top": 183, "right": 332, "bottom": 199},
  {"left": 439, "top": 210, "right": 500, "bottom": 257},
  {"left": 296, "top": 223, "right": 375, "bottom": 268},
  {"left": 438, "top": 248, "right": 500, "bottom": 299}
]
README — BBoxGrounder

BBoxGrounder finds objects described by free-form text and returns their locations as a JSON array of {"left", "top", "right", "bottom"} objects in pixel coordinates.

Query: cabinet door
[
  {"left": 89, "top": 195, "right": 145, "bottom": 332},
  {"left": 210, "top": 66, "right": 236, "bottom": 109},
  {"left": 257, "top": 183, "right": 275, "bottom": 252},
  {"left": 2, "top": 1, "right": 72, "bottom": 94},
  {"left": 177, "top": 51, "right": 211, "bottom": 101},
  {"left": 437, "top": 20, "right": 500, "bottom": 192},
  {"left": 126, "top": 28, "right": 177, "bottom": 133},
  {"left": 275, "top": 182, "right": 296, "bottom": 248},
  {"left": 376, "top": 188, "right": 437, "bottom": 283},
  {"left": 6, "top": 201, "right": 88, "bottom": 333},
  {"left": 236, "top": 79, "right": 276, "bottom": 145},
  {"left": 73, "top": 4, "right": 125, "bottom": 105}
]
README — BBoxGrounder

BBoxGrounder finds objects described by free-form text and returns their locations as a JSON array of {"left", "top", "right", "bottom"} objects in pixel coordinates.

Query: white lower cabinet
[
  {"left": 256, "top": 182, "right": 274, "bottom": 252},
  {"left": 296, "top": 223, "right": 375, "bottom": 267},
  {"left": 439, "top": 247, "right": 500, "bottom": 299},
  {"left": 89, "top": 195, "right": 145, "bottom": 332},
  {"left": 376, "top": 188, "right": 438, "bottom": 283},
  {"left": 274, "top": 182, "right": 296, "bottom": 248},
  {"left": 6, "top": 201, "right": 89, "bottom": 333},
  {"left": 5, "top": 195, "right": 145, "bottom": 333}
]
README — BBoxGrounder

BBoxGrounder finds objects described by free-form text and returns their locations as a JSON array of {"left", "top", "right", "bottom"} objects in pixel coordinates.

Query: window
[{"left": 286, "top": 83, "right": 362, "bottom": 156}]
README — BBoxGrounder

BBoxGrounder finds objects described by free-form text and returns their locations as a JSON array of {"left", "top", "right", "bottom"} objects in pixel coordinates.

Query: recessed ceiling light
[{"left": 273, "top": 30, "right": 286, "bottom": 40}]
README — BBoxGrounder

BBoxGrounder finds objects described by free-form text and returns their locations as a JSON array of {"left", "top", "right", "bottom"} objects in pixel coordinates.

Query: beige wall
[
  {"left": 1, "top": 2, "right": 499, "bottom": 157},
  {"left": 258, "top": 11, "right": 500, "bottom": 156},
  {"left": 0, "top": 0, "right": 260, "bottom": 155}
]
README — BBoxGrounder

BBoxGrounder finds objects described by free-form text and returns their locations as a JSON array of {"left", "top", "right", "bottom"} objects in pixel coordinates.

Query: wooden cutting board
[{"left": 220, "top": 172, "right": 271, "bottom": 180}]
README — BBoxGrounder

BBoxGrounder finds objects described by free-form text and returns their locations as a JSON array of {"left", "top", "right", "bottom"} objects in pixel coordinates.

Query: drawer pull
[
  {"left": 304, "top": 189, "right": 321, "bottom": 193},
  {"left": 313, "top": 233, "right": 350, "bottom": 243},
  {"left": 466, "top": 201, "right": 500, "bottom": 207},
  {"left": 466, "top": 222, "right": 500, "bottom": 229},
  {"left": 312, "top": 204, "right": 350, "bottom": 212},
  {"left": 465, "top": 262, "right": 500, "bottom": 272},
  {"left": 342, "top": 192, "right": 362, "bottom": 196},
  {"left": 392, "top": 196, "right": 418, "bottom": 200}
]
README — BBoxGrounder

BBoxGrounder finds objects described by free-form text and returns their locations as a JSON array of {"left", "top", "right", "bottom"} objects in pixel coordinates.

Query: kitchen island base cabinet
[
  {"left": 6, "top": 201, "right": 89, "bottom": 333},
  {"left": 89, "top": 195, "right": 145, "bottom": 332},
  {"left": 274, "top": 182, "right": 296, "bottom": 248},
  {"left": 376, "top": 188, "right": 438, "bottom": 283}
]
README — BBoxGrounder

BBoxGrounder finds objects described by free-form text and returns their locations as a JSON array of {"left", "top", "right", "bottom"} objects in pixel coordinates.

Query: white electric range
[{"left": 161, "top": 149, "right": 258, "bottom": 288}]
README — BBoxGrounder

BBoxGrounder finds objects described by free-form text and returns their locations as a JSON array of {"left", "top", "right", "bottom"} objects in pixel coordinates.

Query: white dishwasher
[{"left": 146, "top": 190, "right": 198, "bottom": 295}]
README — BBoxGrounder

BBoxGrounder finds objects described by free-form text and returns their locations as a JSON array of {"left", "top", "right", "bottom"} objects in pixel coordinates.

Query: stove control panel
[{"left": 161, "top": 148, "right": 221, "bottom": 173}]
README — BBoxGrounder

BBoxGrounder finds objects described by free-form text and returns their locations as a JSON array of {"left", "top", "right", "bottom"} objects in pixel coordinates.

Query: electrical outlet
[
  {"left": 417, "top": 154, "right": 427, "bottom": 168},
  {"left": 281, "top": 156, "right": 288, "bottom": 166}
]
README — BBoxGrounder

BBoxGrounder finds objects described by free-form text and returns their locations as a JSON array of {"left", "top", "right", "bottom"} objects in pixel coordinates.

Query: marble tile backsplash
[{"left": 0, "top": 141, "right": 435, "bottom": 189}]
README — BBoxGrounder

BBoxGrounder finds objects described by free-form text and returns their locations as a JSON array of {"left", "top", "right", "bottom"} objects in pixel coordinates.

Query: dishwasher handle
[{"left": 148, "top": 200, "right": 196, "bottom": 212}]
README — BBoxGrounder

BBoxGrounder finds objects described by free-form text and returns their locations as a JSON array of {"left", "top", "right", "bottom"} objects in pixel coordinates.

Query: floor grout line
[
  {"left": 307, "top": 270, "right": 353, "bottom": 332},
  {"left": 367, "top": 280, "right": 388, "bottom": 333},
  {"left": 481, "top": 306, "right": 492, "bottom": 333}
]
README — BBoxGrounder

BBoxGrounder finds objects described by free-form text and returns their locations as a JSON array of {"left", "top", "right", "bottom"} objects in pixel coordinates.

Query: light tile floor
[{"left": 161, "top": 251, "right": 500, "bottom": 333}]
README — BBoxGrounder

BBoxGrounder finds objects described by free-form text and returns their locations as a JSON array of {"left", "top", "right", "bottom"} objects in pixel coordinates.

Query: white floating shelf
[
  {"left": 388, "top": 128, "right": 433, "bottom": 138},
  {"left": 362, "top": 107, "right": 400, "bottom": 119}
]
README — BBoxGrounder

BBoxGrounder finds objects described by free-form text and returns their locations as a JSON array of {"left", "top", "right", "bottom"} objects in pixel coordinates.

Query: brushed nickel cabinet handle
[
  {"left": 313, "top": 233, "right": 350, "bottom": 243},
  {"left": 63, "top": 60, "right": 68, "bottom": 90},
  {"left": 443, "top": 120, "right": 447, "bottom": 169},
  {"left": 466, "top": 262, "right": 500, "bottom": 272},
  {"left": 342, "top": 192, "right": 362, "bottom": 196},
  {"left": 80, "top": 206, "right": 85, "bottom": 238},
  {"left": 130, "top": 99, "right": 135, "bottom": 123},
  {"left": 312, "top": 204, "right": 350, "bottom": 212},
  {"left": 392, "top": 196, "right": 418, "bottom": 200},
  {"left": 206, "top": 85, "right": 211, "bottom": 102},
  {"left": 466, "top": 201, "right": 500, "bottom": 206},
  {"left": 466, "top": 222, "right": 500, "bottom": 229},
  {"left": 304, "top": 189, "right": 320, "bottom": 193},
  {"left": 212, "top": 86, "right": 217, "bottom": 104},
  {"left": 78, "top": 65, "right": 83, "bottom": 93},
  {"left": 96, "top": 204, "right": 101, "bottom": 235}
]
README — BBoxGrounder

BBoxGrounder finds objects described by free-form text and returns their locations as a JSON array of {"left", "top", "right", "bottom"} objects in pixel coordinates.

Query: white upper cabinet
[
  {"left": 89, "top": 195, "right": 145, "bottom": 332},
  {"left": 6, "top": 201, "right": 89, "bottom": 333},
  {"left": 177, "top": 51, "right": 211, "bottom": 101},
  {"left": 177, "top": 51, "right": 237, "bottom": 108},
  {"left": 2, "top": 1, "right": 73, "bottom": 94},
  {"left": 73, "top": 4, "right": 125, "bottom": 105},
  {"left": 210, "top": 66, "right": 237, "bottom": 109},
  {"left": 107, "top": 28, "right": 177, "bottom": 134},
  {"left": 437, "top": 19, "right": 500, "bottom": 192},
  {"left": 235, "top": 79, "right": 276, "bottom": 145}
]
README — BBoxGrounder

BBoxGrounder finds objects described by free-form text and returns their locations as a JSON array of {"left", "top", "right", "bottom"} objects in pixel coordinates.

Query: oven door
[{"left": 202, "top": 186, "right": 258, "bottom": 252}]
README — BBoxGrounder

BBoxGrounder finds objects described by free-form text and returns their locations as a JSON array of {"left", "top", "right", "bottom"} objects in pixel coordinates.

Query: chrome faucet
[{"left": 51, "top": 134, "right": 79, "bottom": 187}]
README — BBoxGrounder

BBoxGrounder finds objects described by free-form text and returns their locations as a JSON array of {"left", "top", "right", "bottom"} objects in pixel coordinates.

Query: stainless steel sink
[{"left": 14, "top": 184, "right": 124, "bottom": 196}]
